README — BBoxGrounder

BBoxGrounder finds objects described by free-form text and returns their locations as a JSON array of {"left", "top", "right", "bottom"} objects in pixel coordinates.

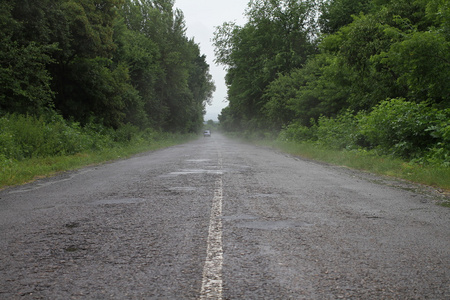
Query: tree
[
  {"left": 0, "top": 0, "right": 57, "bottom": 116},
  {"left": 121, "top": 0, "right": 214, "bottom": 132},
  {"left": 319, "top": 1, "right": 432, "bottom": 111},
  {"left": 319, "top": 0, "right": 372, "bottom": 34},
  {"left": 214, "top": 0, "right": 317, "bottom": 130},
  {"left": 49, "top": 0, "right": 129, "bottom": 127},
  {"left": 263, "top": 53, "right": 349, "bottom": 129},
  {"left": 0, "top": 0, "right": 214, "bottom": 133},
  {"left": 372, "top": 0, "right": 450, "bottom": 106}
]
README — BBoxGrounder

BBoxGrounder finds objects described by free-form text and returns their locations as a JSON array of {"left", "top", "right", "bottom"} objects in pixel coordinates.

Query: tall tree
[
  {"left": 50, "top": 0, "right": 128, "bottom": 128},
  {"left": 319, "top": 0, "right": 372, "bottom": 34},
  {"left": 1, "top": 0, "right": 215, "bottom": 132},
  {"left": 214, "top": 0, "right": 317, "bottom": 129},
  {"left": 0, "top": 0, "right": 57, "bottom": 115},
  {"left": 121, "top": 0, "right": 214, "bottom": 132},
  {"left": 263, "top": 53, "right": 349, "bottom": 128}
]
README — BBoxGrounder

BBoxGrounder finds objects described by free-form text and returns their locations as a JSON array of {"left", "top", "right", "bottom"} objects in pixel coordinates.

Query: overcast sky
[{"left": 174, "top": 0, "right": 249, "bottom": 121}]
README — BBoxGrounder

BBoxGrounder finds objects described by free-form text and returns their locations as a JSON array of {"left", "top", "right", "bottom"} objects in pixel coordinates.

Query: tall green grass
[
  {"left": 0, "top": 135, "right": 194, "bottom": 189},
  {"left": 255, "top": 99, "right": 450, "bottom": 192},
  {"left": 0, "top": 113, "right": 196, "bottom": 189}
]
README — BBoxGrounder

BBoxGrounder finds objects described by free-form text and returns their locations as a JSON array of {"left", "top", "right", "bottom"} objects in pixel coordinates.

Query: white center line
[{"left": 200, "top": 152, "right": 223, "bottom": 300}]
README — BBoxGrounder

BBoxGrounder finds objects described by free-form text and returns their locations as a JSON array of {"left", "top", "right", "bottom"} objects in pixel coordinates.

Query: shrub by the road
[
  {"left": 0, "top": 113, "right": 112, "bottom": 160},
  {"left": 0, "top": 113, "right": 192, "bottom": 188},
  {"left": 279, "top": 99, "right": 450, "bottom": 167}
]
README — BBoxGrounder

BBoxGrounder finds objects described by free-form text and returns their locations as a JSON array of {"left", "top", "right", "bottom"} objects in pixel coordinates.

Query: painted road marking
[{"left": 200, "top": 152, "right": 223, "bottom": 300}]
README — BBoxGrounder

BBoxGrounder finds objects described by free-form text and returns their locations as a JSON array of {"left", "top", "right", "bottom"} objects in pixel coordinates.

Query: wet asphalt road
[{"left": 1, "top": 133, "right": 449, "bottom": 299}]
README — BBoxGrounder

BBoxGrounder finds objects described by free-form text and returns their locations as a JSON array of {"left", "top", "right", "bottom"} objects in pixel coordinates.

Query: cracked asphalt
[{"left": 1, "top": 133, "right": 449, "bottom": 299}]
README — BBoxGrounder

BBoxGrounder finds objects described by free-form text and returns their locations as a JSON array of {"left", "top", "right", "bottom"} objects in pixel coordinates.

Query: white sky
[{"left": 174, "top": 0, "right": 249, "bottom": 121}]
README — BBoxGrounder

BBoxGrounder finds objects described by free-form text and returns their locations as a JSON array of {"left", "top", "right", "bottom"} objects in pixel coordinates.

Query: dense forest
[
  {"left": 0, "top": 0, "right": 215, "bottom": 132},
  {"left": 215, "top": 0, "right": 450, "bottom": 165}
]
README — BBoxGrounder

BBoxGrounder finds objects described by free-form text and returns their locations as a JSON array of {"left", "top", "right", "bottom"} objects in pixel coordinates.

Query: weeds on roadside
[
  {"left": 0, "top": 113, "right": 196, "bottom": 189},
  {"left": 253, "top": 139, "right": 450, "bottom": 191}
]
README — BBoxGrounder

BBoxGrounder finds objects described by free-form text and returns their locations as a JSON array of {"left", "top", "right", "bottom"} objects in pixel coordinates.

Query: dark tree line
[
  {"left": 0, "top": 0, "right": 215, "bottom": 132},
  {"left": 214, "top": 0, "right": 449, "bottom": 131}
]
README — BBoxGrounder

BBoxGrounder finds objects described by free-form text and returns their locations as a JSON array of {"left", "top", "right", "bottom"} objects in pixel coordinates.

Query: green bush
[
  {"left": 0, "top": 114, "right": 45, "bottom": 159},
  {"left": 114, "top": 123, "right": 140, "bottom": 143},
  {"left": 81, "top": 122, "right": 115, "bottom": 152},
  {"left": 39, "top": 114, "right": 88, "bottom": 156},
  {"left": 278, "top": 121, "right": 317, "bottom": 142},
  {"left": 0, "top": 117, "right": 20, "bottom": 159},
  {"left": 276, "top": 99, "right": 450, "bottom": 166},
  {"left": 424, "top": 108, "right": 450, "bottom": 166},
  {"left": 141, "top": 127, "right": 157, "bottom": 142},
  {"left": 359, "top": 99, "right": 438, "bottom": 158},
  {"left": 0, "top": 113, "right": 122, "bottom": 160},
  {"left": 315, "top": 111, "right": 361, "bottom": 150}
]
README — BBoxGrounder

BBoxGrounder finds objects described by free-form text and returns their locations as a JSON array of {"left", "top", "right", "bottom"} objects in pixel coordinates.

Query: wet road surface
[{"left": 1, "top": 133, "right": 449, "bottom": 299}]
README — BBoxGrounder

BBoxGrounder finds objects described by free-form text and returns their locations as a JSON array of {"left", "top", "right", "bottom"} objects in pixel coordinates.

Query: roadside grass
[
  {"left": 0, "top": 134, "right": 196, "bottom": 190},
  {"left": 255, "top": 140, "right": 450, "bottom": 191}
]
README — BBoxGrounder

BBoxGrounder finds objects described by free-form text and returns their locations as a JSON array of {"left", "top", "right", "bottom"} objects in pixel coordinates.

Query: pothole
[
  {"left": 65, "top": 222, "right": 80, "bottom": 228},
  {"left": 65, "top": 246, "right": 79, "bottom": 252}
]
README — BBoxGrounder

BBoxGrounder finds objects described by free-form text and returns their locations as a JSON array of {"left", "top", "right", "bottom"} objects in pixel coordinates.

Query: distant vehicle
[{"left": 203, "top": 130, "right": 211, "bottom": 137}]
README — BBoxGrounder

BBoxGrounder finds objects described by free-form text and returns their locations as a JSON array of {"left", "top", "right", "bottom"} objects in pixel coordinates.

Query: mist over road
[{"left": 1, "top": 133, "right": 449, "bottom": 299}]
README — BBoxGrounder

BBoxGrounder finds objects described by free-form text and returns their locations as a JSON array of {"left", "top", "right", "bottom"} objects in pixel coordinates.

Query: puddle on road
[
  {"left": 91, "top": 198, "right": 145, "bottom": 205},
  {"left": 236, "top": 220, "right": 313, "bottom": 230},
  {"left": 222, "top": 214, "right": 259, "bottom": 221},
  {"left": 223, "top": 164, "right": 252, "bottom": 173},
  {"left": 223, "top": 214, "right": 313, "bottom": 230},
  {"left": 168, "top": 187, "right": 197, "bottom": 192},
  {"left": 168, "top": 169, "right": 223, "bottom": 175},
  {"left": 158, "top": 164, "right": 250, "bottom": 178},
  {"left": 186, "top": 159, "right": 212, "bottom": 163},
  {"left": 250, "top": 193, "right": 281, "bottom": 198}
]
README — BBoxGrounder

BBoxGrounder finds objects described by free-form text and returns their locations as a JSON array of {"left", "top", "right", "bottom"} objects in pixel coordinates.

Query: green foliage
[
  {"left": 0, "top": 113, "right": 86, "bottom": 159},
  {"left": 266, "top": 139, "right": 450, "bottom": 190},
  {"left": 214, "top": 0, "right": 317, "bottom": 129},
  {"left": 0, "top": 117, "right": 195, "bottom": 189},
  {"left": 0, "top": 112, "right": 185, "bottom": 166},
  {"left": 315, "top": 111, "right": 361, "bottom": 150},
  {"left": 359, "top": 99, "right": 438, "bottom": 158},
  {"left": 216, "top": 0, "right": 450, "bottom": 168},
  {"left": 375, "top": 30, "right": 450, "bottom": 103},
  {"left": 114, "top": 123, "right": 139, "bottom": 143},
  {"left": 1, "top": 0, "right": 215, "bottom": 134},
  {"left": 0, "top": 0, "right": 57, "bottom": 115},
  {"left": 322, "top": 11, "right": 406, "bottom": 111},
  {"left": 264, "top": 54, "right": 350, "bottom": 129},
  {"left": 262, "top": 70, "right": 303, "bottom": 129},
  {"left": 276, "top": 99, "right": 450, "bottom": 166},
  {"left": 117, "top": 0, "right": 215, "bottom": 132},
  {"left": 278, "top": 122, "right": 317, "bottom": 143},
  {"left": 319, "top": 0, "right": 373, "bottom": 34}
]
